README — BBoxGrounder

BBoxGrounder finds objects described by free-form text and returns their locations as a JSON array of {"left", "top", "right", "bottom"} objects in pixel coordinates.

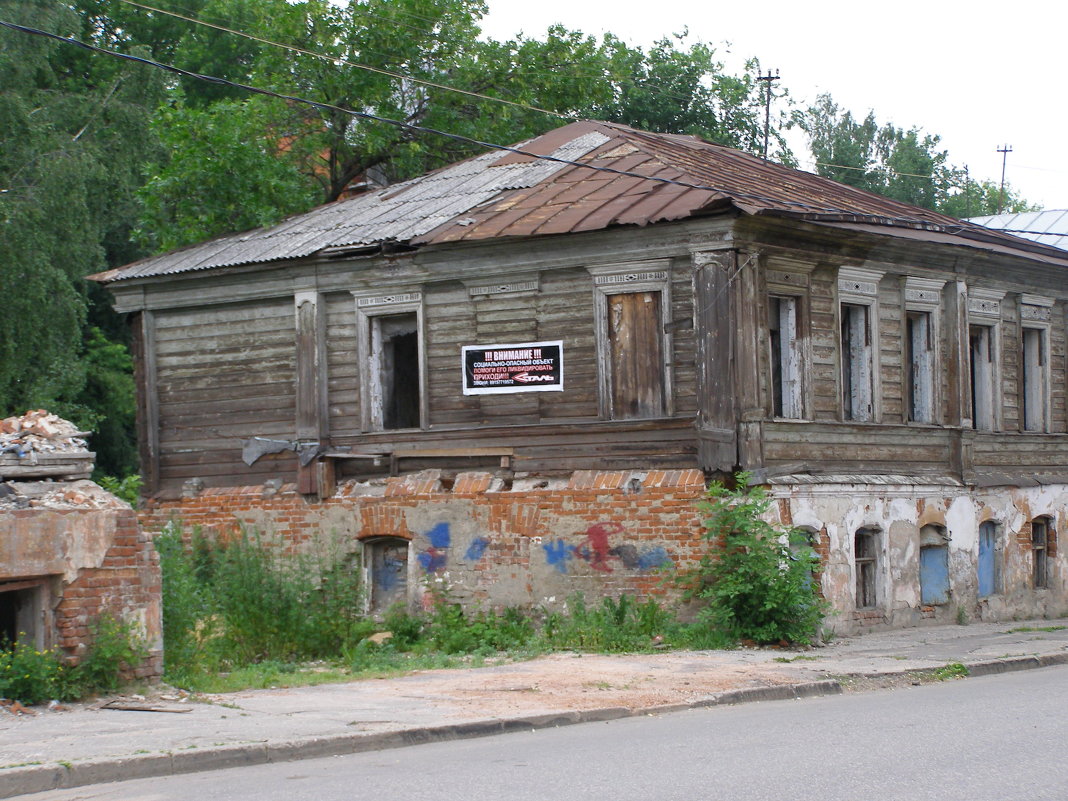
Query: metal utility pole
[
  {"left": 997, "top": 144, "right": 1013, "bottom": 214},
  {"left": 758, "top": 69, "right": 779, "bottom": 159}
]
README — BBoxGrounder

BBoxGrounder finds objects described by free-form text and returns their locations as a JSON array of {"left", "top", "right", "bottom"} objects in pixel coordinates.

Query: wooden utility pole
[
  {"left": 758, "top": 70, "right": 779, "bottom": 159},
  {"left": 997, "top": 144, "right": 1012, "bottom": 214}
]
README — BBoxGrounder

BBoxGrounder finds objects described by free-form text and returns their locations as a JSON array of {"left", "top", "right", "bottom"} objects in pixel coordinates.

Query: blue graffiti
[
  {"left": 637, "top": 547, "right": 671, "bottom": 571},
  {"left": 465, "top": 537, "right": 490, "bottom": 562},
  {"left": 427, "top": 522, "right": 451, "bottom": 549},
  {"left": 418, "top": 548, "right": 447, "bottom": 573},
  {"left": 543, "top": 539, "right": 573, "bottom": 573}
]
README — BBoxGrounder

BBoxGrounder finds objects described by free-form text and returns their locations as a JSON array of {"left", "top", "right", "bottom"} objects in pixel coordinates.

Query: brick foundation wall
[{"left": 140, "top": 469, "right": 709, "bottom": 611}]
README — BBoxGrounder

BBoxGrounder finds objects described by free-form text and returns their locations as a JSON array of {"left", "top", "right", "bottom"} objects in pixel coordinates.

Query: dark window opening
[
  {"left": 0, "top": 585, "right": 42, "bottom": 648},
  {"left": 607, "top": 291, "right": 665, "bottom": 419},
  {"left": 840, "top": 303, "right": 873, "bottom": 421},
  {"left": 374, "top": 313, "right": 420, "bottom": 430},
  {"left": 854, "top": 528, "right": 878, "bottom": 609}
]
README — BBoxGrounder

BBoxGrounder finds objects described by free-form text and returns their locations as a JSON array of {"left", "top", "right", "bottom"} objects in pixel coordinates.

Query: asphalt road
[{"left": 23, "top": 665, "right": 1068, "bottom": 801}]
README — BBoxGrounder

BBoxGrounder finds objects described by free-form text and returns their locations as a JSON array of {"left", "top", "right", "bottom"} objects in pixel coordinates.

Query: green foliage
[
  {"left": 69, "top": 614, "right": 148, "bottom": 695},
  {"left": 0, "top": 614, "right": 144, "bottom": 704},
  {"left": 932, "top": 662, "right": 969, "bottom": 681},
  {"left": 155, "top": 522, "right": 367, "bottom": 682},
  {"left": 0, "top": 641, "right": 67, "bottom": 705},
  {"left": 804, "top": 93, "right": 1036, "bottom": 217},
  {"left": 684, "top": 473, "right": 827, "bottom": 645},
  {"left": 96, "top": 473, "right": 142, "bottom": 506},
  {"left": 422, "top": 599, "right": 536, "bottom": 655},
  {"left": 540, "top": 593, "right": 677, "bottom": 653}
]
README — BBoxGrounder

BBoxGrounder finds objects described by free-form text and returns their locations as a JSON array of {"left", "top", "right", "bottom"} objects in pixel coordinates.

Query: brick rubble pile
[{"left": 0, "top": 410, "right": 90, "bottom": 458}]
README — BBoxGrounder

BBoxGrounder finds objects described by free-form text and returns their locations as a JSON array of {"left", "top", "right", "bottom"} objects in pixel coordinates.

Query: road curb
[
  {"left": 0, "top": 659, "right": 1058, "bottom": 798},
  {"left": 0, "top": 679, "right": 842, "bottom": 798}
]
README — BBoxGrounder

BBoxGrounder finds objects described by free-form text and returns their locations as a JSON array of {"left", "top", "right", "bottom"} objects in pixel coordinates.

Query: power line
[
  {"left": 114, "top": 0, "right": 571, "bottom": 120},
  {"left": 114, "top": 0, "right": 730, "bottom": 125},
  {"left": 4, "top": 18, "right": 839, "bottom": 214}
]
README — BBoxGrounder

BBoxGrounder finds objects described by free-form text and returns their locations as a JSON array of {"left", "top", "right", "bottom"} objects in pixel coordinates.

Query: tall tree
[
  {"left": 0, "top": 0, "right": 162, "bottom": 474},
  {"left": 804, "top": 93, "right": 1035, "bottom": 217}
]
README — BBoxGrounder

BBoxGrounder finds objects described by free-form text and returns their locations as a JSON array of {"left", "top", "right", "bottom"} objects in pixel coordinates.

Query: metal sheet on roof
[
  {"left": 92, "top": 121, "right": 1068, "bottom": 284},
  {"left": 969, "top": 209, "right": 1068, "bottom": 251}
]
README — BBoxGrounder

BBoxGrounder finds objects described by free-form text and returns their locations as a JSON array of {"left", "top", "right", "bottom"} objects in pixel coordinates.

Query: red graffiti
[{"left": 584, "top": 521, "right": 624, "bottom": 572}]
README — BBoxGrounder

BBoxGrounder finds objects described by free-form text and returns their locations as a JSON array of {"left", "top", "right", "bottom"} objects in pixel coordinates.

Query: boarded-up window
[
  {"left": 371, "top": 313, "right": 420, "bottom": 430},
  {"left": 366, "top": 538, "right": 409, "bottom": 615},
  {"left": 919, "top": 525, "right": 950, "bottom": 605},
  {"left": 969, "top": 324, "right": 995, "bottom": 431},
  {"left": 854, "top": 528, "right": 878, "bottom": 609},
  {"left": 769, "top": 296, "right": 802, "bottom": 419},
  {"left": 978, "top": 521, "right": 999, "bottom": 598},
  {"left": 606, "top": 291, "right": 665, "bottom": 419},
  {"left": 906, "top": 311, "right": 934, "bottom": 423},
  {"left": 1021, "top": 327, "right": 1048, "bottom": 432},
  {"left": 840, "top": 304, "right": 873, "bottom": 421}
]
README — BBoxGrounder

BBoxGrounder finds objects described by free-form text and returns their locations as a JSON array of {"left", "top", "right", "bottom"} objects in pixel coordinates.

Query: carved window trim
[
  {"left": 837, "top": 267, "right": 884, "bottom": 423},
  {"left": 967, "top": 288, "right": 1005, "bottom": 432},
  {"left": 587, "top": 260, "right": 673, "bottom": 420},
  {"left": 352, "top": 290, "right": 427, "bottom": 433},
  {"left": 766, "top": 262, "right": 813, "bottom": 421},
  {"left": 903, "top": 277, "right": 946, "bottom": 425}
]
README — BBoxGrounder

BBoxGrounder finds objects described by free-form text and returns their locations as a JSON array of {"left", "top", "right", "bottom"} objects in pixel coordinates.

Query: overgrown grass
[{"left": 156, "top": 508, "right": 817, "bottom": 694}]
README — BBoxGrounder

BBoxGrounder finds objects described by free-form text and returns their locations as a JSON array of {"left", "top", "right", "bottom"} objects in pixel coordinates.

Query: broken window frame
[
  {"left": 764, "top": 263, "right": 813, "bottom": 421},
  {"left": 1019, "top": 295, "right": 1053, "bottom": 433},
  {"left": 1031, "top": 517, "right": 1051, "bottom": 590},
  {"left": 854, "top": 527, "right": 880, "bottom": 609},
  {"left": 967, "top": 288, "right": 1004, "bottom": 432},
  {"left": 837, "top": 267, "right": 883, "bottom": 423},
  {"left": 903, "top": 277, "right": 945, "bottom": 425},
  {"left": 353, "top": 292, "right": 427, "bottom": 433},
  {"left": 588, "top": 261, "right": 674, "bottom": 421}
]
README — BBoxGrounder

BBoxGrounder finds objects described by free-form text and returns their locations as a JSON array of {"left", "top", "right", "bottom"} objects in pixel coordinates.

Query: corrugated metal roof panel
[
  {"left": 93, "top": 121, "right": 1068, "bottom": 284},
  {"left": 969, "top": 209, "right": 1068, "bottom": 251}
]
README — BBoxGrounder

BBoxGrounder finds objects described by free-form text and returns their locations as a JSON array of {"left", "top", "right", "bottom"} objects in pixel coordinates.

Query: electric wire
[
  {"left": 114, "top": 0, "right": 736, "bottom": 125},
  {"left": 0, "top": 18, "right": 852, "bottom": 215},
  {"left": 114, "top": 0, "right": 572, "bottom": 120}
]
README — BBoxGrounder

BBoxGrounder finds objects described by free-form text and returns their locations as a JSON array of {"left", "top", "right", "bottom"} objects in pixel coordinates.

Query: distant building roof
[
  {"left": 968, "top": 209, "right": 1068, "bottom": 251},
  {"left": 91, "top": 121, "right": 1068, "bottom": 284}
]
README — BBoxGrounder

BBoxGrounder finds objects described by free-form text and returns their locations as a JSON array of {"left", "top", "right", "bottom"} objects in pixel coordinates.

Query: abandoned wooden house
[{"left": 94, "top": 120, "right": 1068, "bottom": 632}]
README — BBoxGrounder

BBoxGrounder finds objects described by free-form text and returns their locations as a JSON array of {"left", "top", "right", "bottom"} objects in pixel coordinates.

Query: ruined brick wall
[
  {"left": 1, "top": 501, "right": 162, "bottom": 679},
  {"left": 139, "top": 469, "right": 709, "bottom": 611}
]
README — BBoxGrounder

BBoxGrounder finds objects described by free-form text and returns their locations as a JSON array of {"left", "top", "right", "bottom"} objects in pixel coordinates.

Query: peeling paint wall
[
  {"left": 141, "top": 471, "right": 1068, "bottom": 634},
  {"left": 769, "top": 481, "right": 1068, "bottom": 634}
]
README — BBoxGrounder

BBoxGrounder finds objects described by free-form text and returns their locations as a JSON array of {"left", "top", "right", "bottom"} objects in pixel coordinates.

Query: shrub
[
  {"left": 71, "top": 614, "right": 148, "bottom": 695},
  {"left": 685, "top": 473, "right": 827, "bottom": 645},
  {"left": 0, "top": 641, "right": 66, "bottom": 705}
]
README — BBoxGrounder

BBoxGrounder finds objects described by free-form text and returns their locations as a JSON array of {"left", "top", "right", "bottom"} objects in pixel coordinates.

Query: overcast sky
[{"left": 482, "top": 0, "right": 1066, "bottom": 213}]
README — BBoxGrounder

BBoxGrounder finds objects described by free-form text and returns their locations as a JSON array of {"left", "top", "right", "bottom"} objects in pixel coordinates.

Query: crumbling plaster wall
[
  {"left": 0, "top": 489, "right": 162, "bottom": 677},
  {"left": 769, "top": 481, "right": 1068, "bottom": 634}
]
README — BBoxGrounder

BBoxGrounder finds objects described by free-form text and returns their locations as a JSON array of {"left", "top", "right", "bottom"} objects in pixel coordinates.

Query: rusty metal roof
[{"left": 92, "top": 121, "right": 1068, "bottom": 283}]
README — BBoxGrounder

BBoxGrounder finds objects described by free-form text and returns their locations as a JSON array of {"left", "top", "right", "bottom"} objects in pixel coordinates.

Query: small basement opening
[{"left": 0, "top": 580, "right": 47, "bottom": 649}]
